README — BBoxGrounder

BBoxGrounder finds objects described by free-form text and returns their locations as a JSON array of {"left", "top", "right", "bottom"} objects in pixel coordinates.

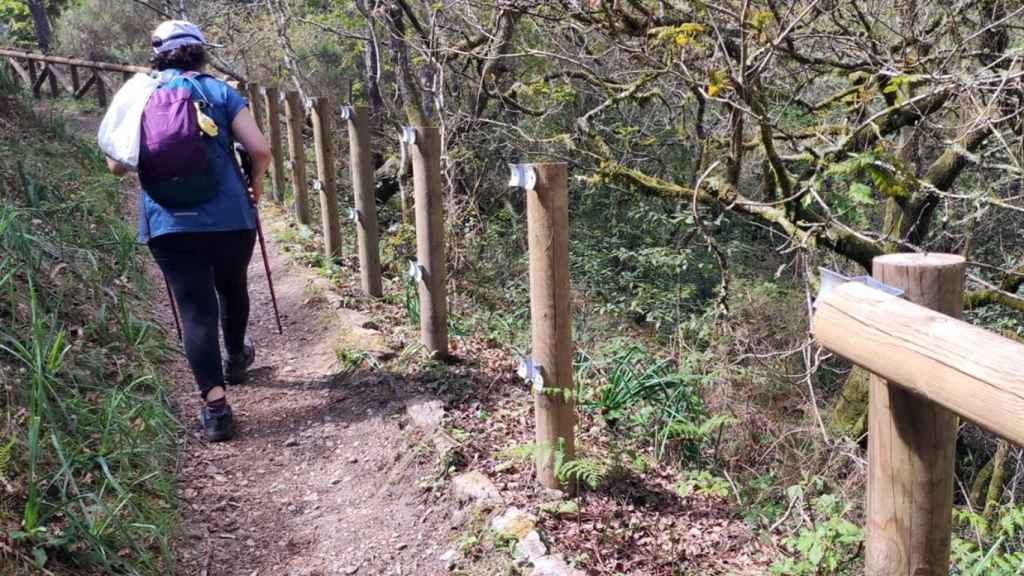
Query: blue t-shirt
[{"left": 137, "top": 70, "right": 256, "bottom": 242}]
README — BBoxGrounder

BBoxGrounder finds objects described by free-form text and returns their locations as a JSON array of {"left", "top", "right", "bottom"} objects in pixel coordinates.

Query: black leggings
[{"left": 149, "top": 230, "right": 256, "bottom": 398}]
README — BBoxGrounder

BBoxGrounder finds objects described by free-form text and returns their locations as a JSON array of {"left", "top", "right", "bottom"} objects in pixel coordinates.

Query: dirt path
[{"left": 164, "top": 210, "right": 452, "bottom": 576}]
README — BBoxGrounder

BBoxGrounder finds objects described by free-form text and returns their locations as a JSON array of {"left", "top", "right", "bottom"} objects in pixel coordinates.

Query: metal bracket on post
[
  {"left": 517, "top": 356, "right": 545, "bottom": 393},
  {"left": 348, "top": 207, "right": 361, "bottom": 223},
  {"left": 407, "top": 260, "right": 424, "bottom": 283},
  {"left": 508, "top": 164, "right": 537, "bottom": 192},
  {"left": 398, "top": 128, "right": 417, "bottom": 206},
  {"left": 400, "top": 127, "right": 417, "bottom": 147},
  {"left": 815, "top": 268, "right": 905, "bottom": 307},
  {"left": 303, "top": 96, "right": 314, "bottom": 112},
  {"left": 312, "top": 179, "right": 323, "bottom": 193},
  {"left": 339, "top": 105, "right": 353, "bottom": 121}
]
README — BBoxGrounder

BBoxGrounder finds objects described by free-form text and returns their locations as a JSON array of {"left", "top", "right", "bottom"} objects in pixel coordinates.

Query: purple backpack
[{"left": 138, "top": 72, "right": 220, "bottom": 208}]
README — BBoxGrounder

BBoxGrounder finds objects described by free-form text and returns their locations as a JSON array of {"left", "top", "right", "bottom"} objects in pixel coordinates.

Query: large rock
[
  {"left": 451, "top": 471, "right": 502, "bottom": 507},
  {"left": 491, "top": 507, "right": 536, "bottom": 539},
  {"left": 530, "top": 555, "right": 585, "bottom": 576}
]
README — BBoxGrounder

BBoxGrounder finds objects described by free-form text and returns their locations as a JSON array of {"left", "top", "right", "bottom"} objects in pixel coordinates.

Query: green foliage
[
  {"left": 577, "top": 339, "right": 721, "bottom": 466},
  {"left": 0, "top": 0, "right": 33, "bottom": 46},
  {"left": 558, "top": 456, "right": 610, "bottom": 490},
  {"left": 951, "top": 506, "right": 1024, "bottom": 575},
  {"left": 0, "top": 101, "right": 177, "bottom": 574},
  {"left": 570, "top": 185, "right": 721, "bottom": 335},
  {"left": 771, "top": 490, "right": 864, "bottom": 576},
  {"left": 53, "top": 0, "right": 157, "bottom": 62},
  {"left": 676, "top": 470, "right": 731, "bottom": 499},
  {"left": 821, "top": 150, "right": 911, "bottom": 226}
]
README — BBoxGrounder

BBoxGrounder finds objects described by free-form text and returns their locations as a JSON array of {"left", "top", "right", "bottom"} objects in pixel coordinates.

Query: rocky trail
[{"left": 164, "top": 210, "right": 458, "bottom": 576}]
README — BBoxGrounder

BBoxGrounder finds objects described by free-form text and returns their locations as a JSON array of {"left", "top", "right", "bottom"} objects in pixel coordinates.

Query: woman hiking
[{"left": 105, "top": 20, "right": 271, "bottom": 442}]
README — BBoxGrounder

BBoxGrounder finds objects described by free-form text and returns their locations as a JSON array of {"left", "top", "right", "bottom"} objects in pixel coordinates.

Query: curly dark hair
[{"left": 150, "top": 44, "right": 207, "bottom": 72}]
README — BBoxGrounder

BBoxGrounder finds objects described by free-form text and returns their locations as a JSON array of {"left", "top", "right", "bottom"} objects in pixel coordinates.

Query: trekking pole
[
  {"left": 234, "top": 141, "right": 283, "bottom": 335},
  {"left": 255, "top": 212, "right": 283, "bottom": 335},
  {"left": 165, "top": 278, "right": 182, "bottom": 341}
]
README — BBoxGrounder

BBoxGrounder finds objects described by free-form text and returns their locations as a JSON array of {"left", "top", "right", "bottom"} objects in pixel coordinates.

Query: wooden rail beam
[
  {"left": 813, "top": 281, "right": 1024, "bottom": 447},
  {"left": 813, "top": 253, "right": 1024, "bottom": 575},
  {"left": 0, "top": 48, "right": 149, "bottom": 74}
]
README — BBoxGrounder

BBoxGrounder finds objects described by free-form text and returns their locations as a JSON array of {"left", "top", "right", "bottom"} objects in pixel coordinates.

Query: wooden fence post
[
  {"left": 70, "top": 65, "right": 80, "bottom": 93},
  {"left": 407, "top": 127, "right": 448, "bottom": 357},
  {"left": 285, "top": 91, "right": 311, "bottom": 225},
  {"left": 47, "top": 64, "right": 58, "bottom": 97},
  {"left": 312, "top": 96, "right": 342, "bottom": 263},
  {"left": 248, "top": 83, "right": 267, "bottom": 133},
  {"left": 522, "top": 163, "right": 576, "bottom": 489},
  {"left": 344, "top": 106, "right": 383, "bottom": 297},
  {"left": 27, "top": 60, "right": 38, "bottom": 98},
  {"left": 865, "top": 253, "right": 965, "bottom": 576},
  {"left": 263, "top": 86, "right": 287, "bottom": 204},
  {"left": 94, "top": 73, "right": 107, "bottom": 108}
]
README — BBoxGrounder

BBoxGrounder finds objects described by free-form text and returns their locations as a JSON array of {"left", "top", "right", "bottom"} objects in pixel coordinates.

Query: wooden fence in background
[{"left": 1, "top": 48, "right": 147, "bottom": 107}]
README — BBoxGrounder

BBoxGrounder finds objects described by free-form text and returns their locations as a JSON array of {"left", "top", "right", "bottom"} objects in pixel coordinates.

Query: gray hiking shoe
[
  {"left": 224, "top": 343, "right": 256, "bottom": 385},
  {"left": 200, "top": 404, "right": 236, "bottom": 442}
]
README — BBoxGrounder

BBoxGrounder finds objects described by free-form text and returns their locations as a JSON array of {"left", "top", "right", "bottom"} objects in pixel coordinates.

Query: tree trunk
[
  {"left": 378, "top": 4, "right": 427, "bottom": 126},
  {"left": 355, "top": 0, "right": 384, "bottom": 115},
  {"left": 26, "top": 0, "right": 51, "bottom": 53}
]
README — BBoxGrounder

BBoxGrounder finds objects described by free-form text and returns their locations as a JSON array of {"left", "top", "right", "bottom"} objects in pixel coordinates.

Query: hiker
[{"left": 104, "top": 20, "right": 272, "bottom": 442}]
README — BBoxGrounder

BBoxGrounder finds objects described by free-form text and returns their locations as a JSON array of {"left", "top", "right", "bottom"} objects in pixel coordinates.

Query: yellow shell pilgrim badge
[{"left": 195, "top": 102, "right": 219, "bottom": 138}]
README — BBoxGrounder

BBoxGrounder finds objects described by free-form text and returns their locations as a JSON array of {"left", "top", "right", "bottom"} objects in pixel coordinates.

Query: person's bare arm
[
  {"left": 106, "top": 157, "right": 130, "bottom": 176},
  {"left": 231, "top": 107, "right": 272, "bottom": 205}
]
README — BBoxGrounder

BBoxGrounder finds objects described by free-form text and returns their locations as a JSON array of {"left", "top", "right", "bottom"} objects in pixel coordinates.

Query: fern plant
[
  {"left": 558, "top": 456, "right": 610, "bottom": 490},
  {"left": 951, "top": 505, "right": 1024, "bottom": 575}
]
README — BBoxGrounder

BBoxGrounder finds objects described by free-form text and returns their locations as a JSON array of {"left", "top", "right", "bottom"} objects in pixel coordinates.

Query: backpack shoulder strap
[{"left": 179, "top": 73, "right": 212, "bottom": 107}]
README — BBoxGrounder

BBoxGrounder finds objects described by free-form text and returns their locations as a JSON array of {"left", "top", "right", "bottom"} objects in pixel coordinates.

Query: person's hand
[{"left": 249, "top": 179, "right": 263, "bottom": 207}]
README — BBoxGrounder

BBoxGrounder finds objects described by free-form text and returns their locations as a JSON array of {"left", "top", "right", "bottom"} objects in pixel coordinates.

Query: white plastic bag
[{"left": 96, "top": 73, "right": 159, "bottom": 169}]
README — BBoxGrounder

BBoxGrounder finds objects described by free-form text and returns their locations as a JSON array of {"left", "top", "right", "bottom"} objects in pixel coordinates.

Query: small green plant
[
  {"left": 558, "top": 456, "right": 610, "bottom": 490},
  {"left": 676, "top": 470, "right": 731, "bottom": 499},
  {"left": 403, "top": 270, "right": 421, "bottom": 324},
  {"left": 951, "top": 505, "right": 1024, "bottom": 575},
  {"left": 771, "top": 489, "right": 864, "bottom": 576}
]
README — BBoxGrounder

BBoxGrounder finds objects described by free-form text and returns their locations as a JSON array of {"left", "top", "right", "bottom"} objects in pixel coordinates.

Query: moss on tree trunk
[{"left": 829, "top": 366, "right": 871, "bottom": 440}]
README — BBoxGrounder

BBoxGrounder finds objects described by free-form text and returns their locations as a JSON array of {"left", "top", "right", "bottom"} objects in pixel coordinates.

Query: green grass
[{"left": 0, "top": 71, "right": 178, "bottom": 575}]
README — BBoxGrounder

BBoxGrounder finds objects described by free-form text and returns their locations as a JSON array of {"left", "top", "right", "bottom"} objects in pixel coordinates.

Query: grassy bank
[{"left": 0, "top": 70, "right": 177, "bottom": 575}]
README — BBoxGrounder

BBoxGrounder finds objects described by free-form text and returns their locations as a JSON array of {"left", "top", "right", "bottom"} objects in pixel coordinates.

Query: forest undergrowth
[
  {"left": 0, "top": 69, "right": 177, "bottom": 575},
  {"left": 267, "top": 110, "right": 1024, "bottom": 576}
]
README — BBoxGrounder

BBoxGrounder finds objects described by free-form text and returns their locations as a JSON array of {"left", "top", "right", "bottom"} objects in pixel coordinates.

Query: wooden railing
[
  {"left": 1, "top": 51, "right": 576, "bottom": 494},
  {"left": 0, "top": 49, "right": 148, "bottom": 106},
  {"left": 813, "top": 253, "right": 1024, "bottom": 575}
]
